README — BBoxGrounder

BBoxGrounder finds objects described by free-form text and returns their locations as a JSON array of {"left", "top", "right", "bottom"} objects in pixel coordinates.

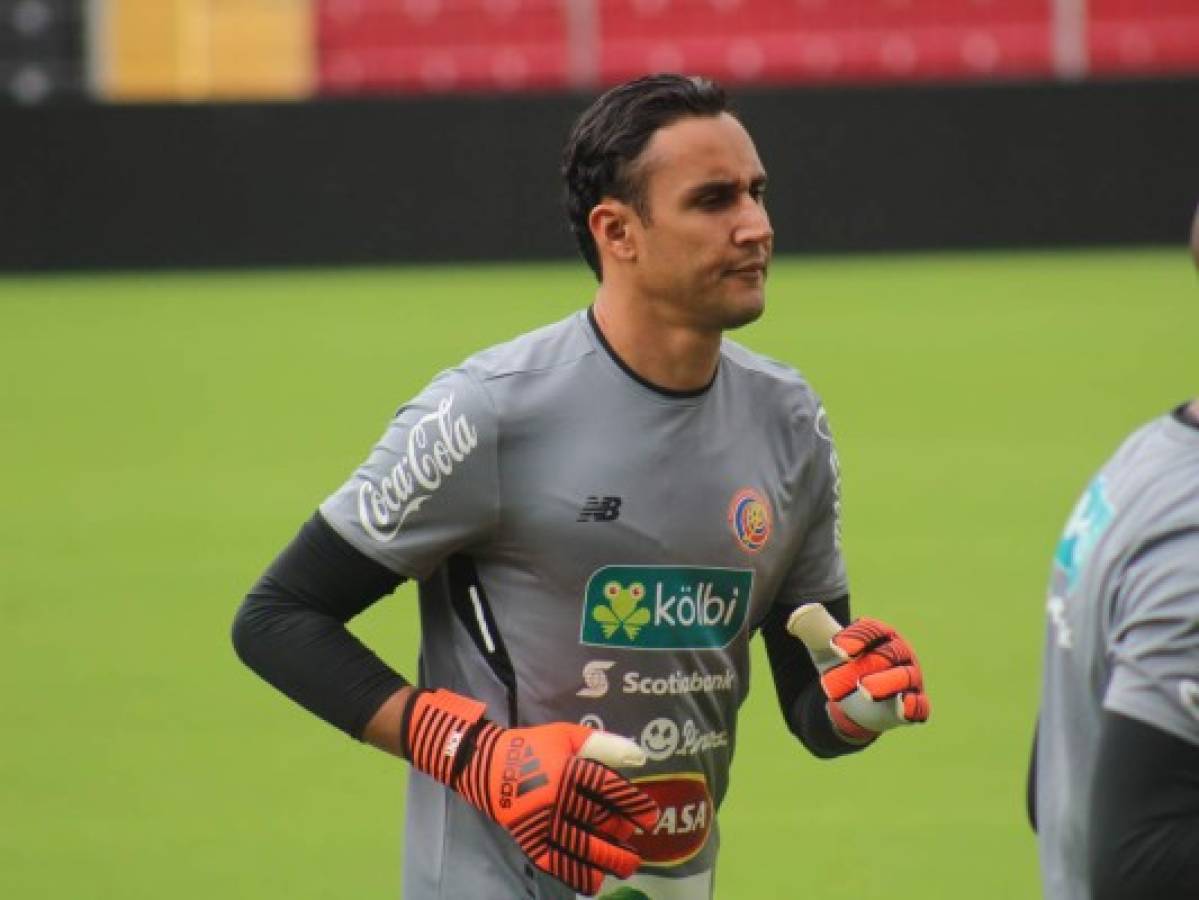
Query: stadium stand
[
  {"left": 95, "top": 0, "right": 313, "bottom": 100},
  {"left": 318, "top": 0, "right": 570, "bottom": 94},
  {"left": 594, "top": 0, "right": 1054, "bottom": 85},
  {"left": 314, "top": 0, "right": 1199, "bottom": 96},
  {"left": 1, "top": 1, "right": 1196, "bottom": 103},
  {"left": 1088, "top": 0, "right": 1199, "bottom": 76},
  {"left": 0, "top": 0, "right": 83, "bottom": 103}
]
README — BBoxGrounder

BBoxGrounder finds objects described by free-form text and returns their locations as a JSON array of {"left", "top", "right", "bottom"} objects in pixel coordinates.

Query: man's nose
[{"left": 734, "top": 199, "right": 773, "bottom": 247}]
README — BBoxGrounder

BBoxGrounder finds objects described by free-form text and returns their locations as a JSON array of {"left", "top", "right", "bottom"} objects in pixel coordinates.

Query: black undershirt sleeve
[
  {"left": 1027, "top": 721, "right": 1039, "bottom": 832},
  {"left": 231, "top": 511, "right": 409, "bottom": 741},
  {"left": 1089, "top": 711, "right": 1199, "bottom": 899},
  {"left": 759, "top": 596, "right": 868, "bottom": 759}
]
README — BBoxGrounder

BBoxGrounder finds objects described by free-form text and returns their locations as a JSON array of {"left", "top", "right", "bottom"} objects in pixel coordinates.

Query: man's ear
[{"left": 589, "top": 200, "right": 638, "bottom": 267}]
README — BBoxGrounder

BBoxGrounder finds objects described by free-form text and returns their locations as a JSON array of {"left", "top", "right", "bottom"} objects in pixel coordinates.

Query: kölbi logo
[
  {"left": 357, "top": 394, "right": 478, "bottom": 541},
  {"left": 580, "top": 566, "right": 752, "bottom": 650}
]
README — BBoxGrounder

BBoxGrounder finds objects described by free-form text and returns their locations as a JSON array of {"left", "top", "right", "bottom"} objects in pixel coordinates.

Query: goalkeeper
[
  {"left": 233, "top": 74, "right": 930, "bottom": 899},
  {"left": 1028, "top": 206, "right": 1199, "bottom": 899}
]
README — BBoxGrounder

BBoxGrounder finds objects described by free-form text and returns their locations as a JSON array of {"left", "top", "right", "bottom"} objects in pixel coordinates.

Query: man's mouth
[{"left": 726, "top": 262, "right": 767, "bottom": 277}]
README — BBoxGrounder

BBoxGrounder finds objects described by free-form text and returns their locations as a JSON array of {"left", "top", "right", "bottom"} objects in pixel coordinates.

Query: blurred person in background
[
  {"left": 1029, "top": 204, "right": 1199, "bottom": 899},
  {"left": 233, "top": 74, "right": 929, "bottom": 900}
]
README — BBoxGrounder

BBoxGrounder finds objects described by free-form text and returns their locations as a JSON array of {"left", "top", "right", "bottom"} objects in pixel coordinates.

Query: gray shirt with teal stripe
[
  {"left": 1036, "top": 411, "right": 1199, "bottom": 900},
  {"left": 320, "top": 310, "right": 847, "bottom": 899}
]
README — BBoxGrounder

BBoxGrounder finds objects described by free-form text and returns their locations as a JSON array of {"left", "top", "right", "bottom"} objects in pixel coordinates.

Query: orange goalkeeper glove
[
  {"left": 787, "top": 604, "right": 931, "bottom": 743},
  {"left": 401, "top": 688, "right": 660, "bottom": 896}
]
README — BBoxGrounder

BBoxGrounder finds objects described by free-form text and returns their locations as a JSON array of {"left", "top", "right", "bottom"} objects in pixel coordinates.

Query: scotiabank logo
[{"left": 629, "top": 773, "right": 712, "bottom": 867}]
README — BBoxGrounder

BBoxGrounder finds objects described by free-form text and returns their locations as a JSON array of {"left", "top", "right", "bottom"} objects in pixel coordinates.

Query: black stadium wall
[{"left": 2, "top": 77, "right": 1197, "bottom": 270}]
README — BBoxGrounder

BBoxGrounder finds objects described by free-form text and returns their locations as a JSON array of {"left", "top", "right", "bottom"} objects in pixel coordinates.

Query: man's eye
[{"left": 751, "top": 187, "right": 767, "bottom": 204}]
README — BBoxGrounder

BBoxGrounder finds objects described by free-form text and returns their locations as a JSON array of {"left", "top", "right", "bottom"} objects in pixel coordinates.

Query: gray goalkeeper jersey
[
  {"left": 321, "top": 309, "right": 847, "bottom": 900},
  {"left": 1035, "top": 410, "right": 1199, "bottom": 900}
]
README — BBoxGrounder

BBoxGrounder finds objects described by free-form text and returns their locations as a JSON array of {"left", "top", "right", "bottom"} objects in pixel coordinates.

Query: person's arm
[
  {"left": 1092, "top": 522, "right": 1199, "bottom": 897},
  {"left": 759, "top": 596, "right": 869, "bottom": 758},
  {"left": 361, "top": 686, "right": 415, "bottom": 756},
  {"left": 234, "top": 511, "right": 660, "bottom": 896},
  {"left": 1089, "top": 711, "right": 1199, "bottom": 899},
  {"left": 231, "top": 511, "right": 412, "bottom": 748},
  {"left": 1026, "top": 721, "right": 1038, "bottom": 832}
]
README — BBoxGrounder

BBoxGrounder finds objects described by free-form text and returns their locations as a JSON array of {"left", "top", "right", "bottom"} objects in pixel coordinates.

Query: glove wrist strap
[{"left": 402, "top": 688, "right": 490, "bottom": 785}]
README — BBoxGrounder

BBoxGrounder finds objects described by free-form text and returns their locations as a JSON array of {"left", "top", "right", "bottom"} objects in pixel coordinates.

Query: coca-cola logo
[
  {"left": 629, "top": 773, "right": 712, "bottom": 867},
  {"left": 356, "top": 394, "right": 478, "bottom": 541}
]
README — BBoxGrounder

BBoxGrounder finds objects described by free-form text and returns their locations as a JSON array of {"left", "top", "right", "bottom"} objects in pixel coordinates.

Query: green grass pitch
[{"left": 2, "top": 248, "right": 1194, "bottom": 898}]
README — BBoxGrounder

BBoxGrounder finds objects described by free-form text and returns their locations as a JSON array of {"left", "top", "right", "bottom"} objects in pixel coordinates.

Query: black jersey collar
[{"left": 586, "top": 306, "right": 717, "bottom": 400}]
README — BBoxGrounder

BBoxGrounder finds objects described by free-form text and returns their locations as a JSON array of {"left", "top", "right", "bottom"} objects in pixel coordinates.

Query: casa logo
[
  {"left": 577, "top": 661, "right": 737, "bottom": 698},
  {"left": 640, "top": 717, "right": 729, "bottom": 762},
  {"left": 580, "top": 565, "right": 752, "bottom": 650},
  {"left": 357, "top": 393, "right": 478, "bottom": 541},
  {"left": 596, "top": 889, "right": 651, "bottom": 900},
  {"left": 629, "top": 774, "right": 713, "bottom": 867},
  {"left": 727, "top": 488, "right": 772, "bottom": 554}
]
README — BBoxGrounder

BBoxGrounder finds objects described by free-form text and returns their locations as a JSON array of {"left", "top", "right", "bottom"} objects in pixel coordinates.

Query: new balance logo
[
  {"left": 499, "top": 738, "right": 548, "bottom": 808},
  {"left": 578, "top": 496, "right": 622, "bottom": 522}
]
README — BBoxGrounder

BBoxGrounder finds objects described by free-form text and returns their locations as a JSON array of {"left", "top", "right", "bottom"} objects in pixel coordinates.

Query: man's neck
[{"left": 591, "top": 289, "right": 722, "bottom": 394}]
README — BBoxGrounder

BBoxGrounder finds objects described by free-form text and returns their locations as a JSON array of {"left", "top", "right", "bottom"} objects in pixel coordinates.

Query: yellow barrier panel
[{"left": 100, "top": 0, "right": 313, "bottom": 101}]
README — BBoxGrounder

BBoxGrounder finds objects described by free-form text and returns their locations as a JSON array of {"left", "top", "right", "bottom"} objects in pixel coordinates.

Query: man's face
[{"left": 626, "top": 113, "right": 773, "bottom": 331}]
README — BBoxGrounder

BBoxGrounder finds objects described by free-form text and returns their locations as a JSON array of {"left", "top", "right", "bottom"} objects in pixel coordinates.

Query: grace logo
[
  {"left": 357, "top": 394, "right": 478, "bottom": 541},
  {"left": 640, "top": 718, "right": 680, "bottom": 761},
  {"left": 580, "top": 566, "right": 752, "bottom": 650},
  {"left": 639, "top": 717, "right": 729, "bottom": 762}
]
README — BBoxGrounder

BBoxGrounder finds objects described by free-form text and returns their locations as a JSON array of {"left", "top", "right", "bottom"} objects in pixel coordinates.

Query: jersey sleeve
[
  {"left": 318, "top": 367, "right": 499, "bottom": 580},
  {"left": 775, "top": 400, "right": 849, "bottom": 604},
  {"left": 1103, "top": 528, "right": 1199, "bottom": 747}
]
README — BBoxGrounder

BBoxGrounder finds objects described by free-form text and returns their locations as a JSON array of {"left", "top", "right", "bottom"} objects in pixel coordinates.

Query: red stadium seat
[
  {"left": 1087, "top": 0, "right": 1199, "bottom": 76},
  {"left": 597, "top": 0, "right": 1053, "bottom": 85},
  {"left": 319, "top": 0, "right": 569, "bottom": 94},
  {"left": 315, "top": 0, "right": 1199, "bottom": 95}
]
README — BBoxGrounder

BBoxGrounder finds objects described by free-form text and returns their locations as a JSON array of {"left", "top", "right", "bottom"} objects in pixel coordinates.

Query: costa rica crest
[{"left": 727, "top": 487, "right": 771, "bottom": 554}]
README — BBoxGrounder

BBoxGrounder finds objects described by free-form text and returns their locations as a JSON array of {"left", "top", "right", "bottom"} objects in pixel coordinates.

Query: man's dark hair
[{"left": 561, "top": 74, "right": 730, "bottom": 280}]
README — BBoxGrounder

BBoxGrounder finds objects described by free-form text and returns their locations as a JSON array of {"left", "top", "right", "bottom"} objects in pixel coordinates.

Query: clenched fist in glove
[
  {"left": 787, "top": 604, "right": 931, "bottom": 743},
  {"left": 401, "top": 688, "right": 660, "bottom": 895}
]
